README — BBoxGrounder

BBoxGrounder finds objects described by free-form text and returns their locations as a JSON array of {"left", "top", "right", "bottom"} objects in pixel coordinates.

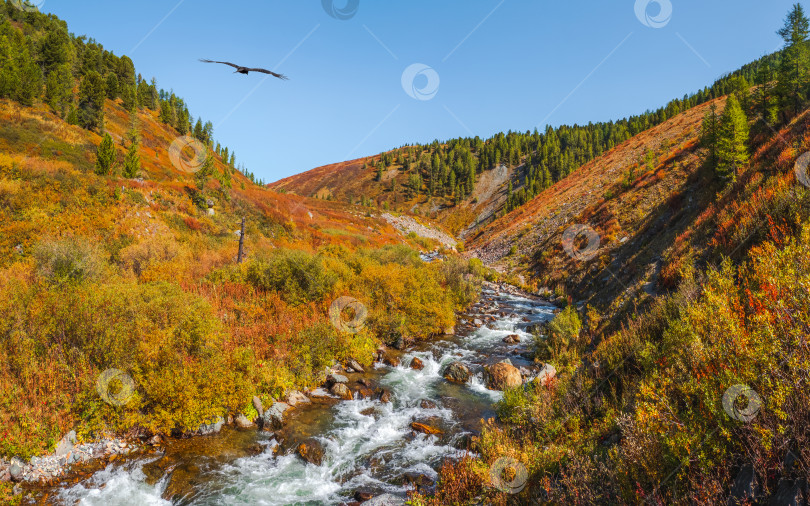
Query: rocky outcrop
[
  {"left": 443, "top": 362, "right": 471, "bottom": 383},
  {"left": 486, "top": 360, "right": 523, "bottom": 390}
]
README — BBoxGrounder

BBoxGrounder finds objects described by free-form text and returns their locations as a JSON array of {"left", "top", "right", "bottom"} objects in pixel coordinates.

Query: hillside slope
[{"left": 465, "top": 98, "right": 724, "bottom": 312}]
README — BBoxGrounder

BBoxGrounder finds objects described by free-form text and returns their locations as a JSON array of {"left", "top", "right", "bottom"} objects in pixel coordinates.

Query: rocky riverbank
[{"left": 19, "top": 283, "right": 558, "bottom": 505}]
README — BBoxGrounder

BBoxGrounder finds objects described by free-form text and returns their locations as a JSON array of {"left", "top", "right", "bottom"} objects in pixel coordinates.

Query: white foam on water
[{"left": 58, "top": 463, "right": 169, "bottom": 506}]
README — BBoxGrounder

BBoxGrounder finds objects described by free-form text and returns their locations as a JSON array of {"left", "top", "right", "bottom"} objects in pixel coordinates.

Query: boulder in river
[
  {"left": 419, "top": 399, "right": 437, "bottom": 409},
  {"left": 331, "top": 383, "right": 354, "bottom": 401},
  {"left": 9, "top": 457, "right": 24, "bottom": 482},
  {"left": 442, "top": 362, "right": 471, "bottom": 383},
  {"left": 261, "top": 402, "right": 290, "bottom": 430},
  {"left": 355, "top": 385, "right": 374, "bottom": 400},
  {"left": 486, "top": 360, "right": 523, "bottom": 390},
  {"left": 296, "top": 438, "right": 325, "bottom": 466},
  {"left": 380, "top": 351, "right": 400, "bottom": 367},
  {"left": 355, "top": 490, "right": 374, "bottom": 502},
  {"left": 409, "top": 357, "right": 425, "bottom": 370},
  {"left": 410, "top": 422, "right": 443, "bottom": 435},
  {"left": 284, "top": 390, "right": 311, "bottom": 407},
  {"left": 197, "top": 417, "right": 225, "bottom": 435},
  {"left": 503, "top": 334, "right": 521, "bottom": 344},
  {"left": 375, "top": 388, "right": 392, "bottom": 403},
  {"left": 326, "top": 373, "right": 349, "bottom": 386}
]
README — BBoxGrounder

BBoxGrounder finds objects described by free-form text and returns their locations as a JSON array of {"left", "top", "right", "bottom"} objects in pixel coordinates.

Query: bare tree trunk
[{"left": 237, "top": 216, "right": 245, "bottom": 264}]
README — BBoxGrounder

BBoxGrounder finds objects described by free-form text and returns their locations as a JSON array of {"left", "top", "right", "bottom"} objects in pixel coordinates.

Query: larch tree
[{"left": 716, "top": 95, "right": 749, "bottom": 183}]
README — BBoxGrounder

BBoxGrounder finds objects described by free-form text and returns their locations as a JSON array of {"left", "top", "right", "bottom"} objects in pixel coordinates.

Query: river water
[{"left": 54, "top": 287, "right": 555, "bottom": 505}]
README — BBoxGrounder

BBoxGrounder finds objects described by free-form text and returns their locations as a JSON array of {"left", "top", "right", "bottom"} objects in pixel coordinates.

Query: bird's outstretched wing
[
  {"left": 246, "top": 68, "right": 289, "bottom": 80},
  {"left": 199, "top": 59, "right": 239, "bottom": 69}
]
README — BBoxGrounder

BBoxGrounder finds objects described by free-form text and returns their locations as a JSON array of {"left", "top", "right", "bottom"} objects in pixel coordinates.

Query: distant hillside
[{"left": 271, "top": 51, "right": 782, "bottom": 238}]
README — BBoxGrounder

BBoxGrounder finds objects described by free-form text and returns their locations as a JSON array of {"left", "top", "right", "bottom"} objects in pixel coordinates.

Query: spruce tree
[
  {"left": 122, "top": 141, "right": 140, "bottom": 178},
  {"left": 95, "top": 133, "right": 116, "bottom": 175},
  {"left": 776, "top": 3, "right": 810, "bottom": 116},
  {"left": 716, "top": 95, "right": 749, "bottom": 182},
  {"left": 701, "top": 103, "right": 720, "bottom": 167},
  {"left": 78, "top": 71, "right": 106, "bottom": 131}
]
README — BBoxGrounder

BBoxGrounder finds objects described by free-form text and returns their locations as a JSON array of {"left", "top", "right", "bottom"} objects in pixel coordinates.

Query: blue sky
[{"left": 41, "top": 0, "right": 796, "bottom": 182}]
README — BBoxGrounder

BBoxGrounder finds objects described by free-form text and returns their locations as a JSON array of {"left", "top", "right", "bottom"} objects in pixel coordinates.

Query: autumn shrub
[
  {"left": 119, "top": 233, "right": 181, "bottom": 278},
  {"left": 246, "top": 249, "right": 337, "bottom": 305},
  {"left": 0, "top": 278, "right": 251, "bottom": 455},
  {"left": 535, "top": 305, "right": 583, "bottom": 366},
  {"left": 33, "top": 237, "right": 105, "bottom": 284}
]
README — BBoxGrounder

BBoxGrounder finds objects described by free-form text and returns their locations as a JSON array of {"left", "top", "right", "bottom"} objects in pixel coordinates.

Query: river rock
[
  {"left": 197, "top": 417, "right": 225, "bottom": 435},
  {"left": 355, "top": 490, "right": 374, "bottom": 501},
  {"left": 252, "top": 396, "right": 264, "bottom": 417},
  {"left": 297, "top": 438, "right": 325, "bottom": 466},
  {"left": 235, "top": 413, "right": 255, "bottom": 429},
  {"left": 326, "top": 373, "right": 349, "bottom": 386},
  {"left": 419, "top": 399, "right": 437, "bottom": 409},
  {"left": 285, "top": 390, "right": 311, "bottom": 407},
  {"left": 380, "top": 351, "right": 400, "bottom": 367},
  {"left": 375, "top": 388, "right": 392, "bottom": 403},
  {"left": 503, "top": 334, "right": 521, "bottom": 344},
  {"left": 9, "top": 457, "right": 24, "bottom": 482},
  {"left": 262, "top": 402, "right": 290, "bottom": 430},
  {"left": 401, "top": 471, "right": 434, "bottom": 489},
  {"left": 355, "top": 386, "right": 374, "bottom": 400},
  {"left": 473, "top": 319, "right": 483, "bottom": 326},
  {"left": 55, "top": 430, "right": 77, "bottom": 457},
  {"left": 443, "top": 362, "right": 471, "bottom": 383},
  {"left": 410, "top": 422, "right": 443, "bottom": 435},
  {"left": 362, "top": 494, "right": 406, "bottom": 505},
  {"left": 486, "top": 360, "right": 523, "bottom": 390},
  {"left": 409, "top": 357, "right": 424, "bottom": 370},
  {"left": 346, "top": 359, "right": 365, "bottom": 373},
  {"left": 331, "top": 383, "right": 354, "bottom": 401}
]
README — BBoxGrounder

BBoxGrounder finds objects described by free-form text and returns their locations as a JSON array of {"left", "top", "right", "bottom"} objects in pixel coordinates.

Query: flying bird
[{"left": 199, "top": 59, "right": 289, "bottom": 80}]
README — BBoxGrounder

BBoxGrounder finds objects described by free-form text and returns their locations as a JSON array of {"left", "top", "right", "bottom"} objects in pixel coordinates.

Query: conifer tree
[
  {"left": 776, "top": 3, "right": 810, "bottom": 116},
  {"left": 716, "top": 95, "right": 749, "bottom": 182},
  {"left": 95, "top": 133, "right": 115, "bottom": 175},
  {"left": 122, "top": 141, "right": 140, "bottom": 178},
  {"left": 78, "top": 70, "right": 105, "bottom": 131},
  {"left": 701, "top": 103, "right": 720, "bottom": 167}
]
